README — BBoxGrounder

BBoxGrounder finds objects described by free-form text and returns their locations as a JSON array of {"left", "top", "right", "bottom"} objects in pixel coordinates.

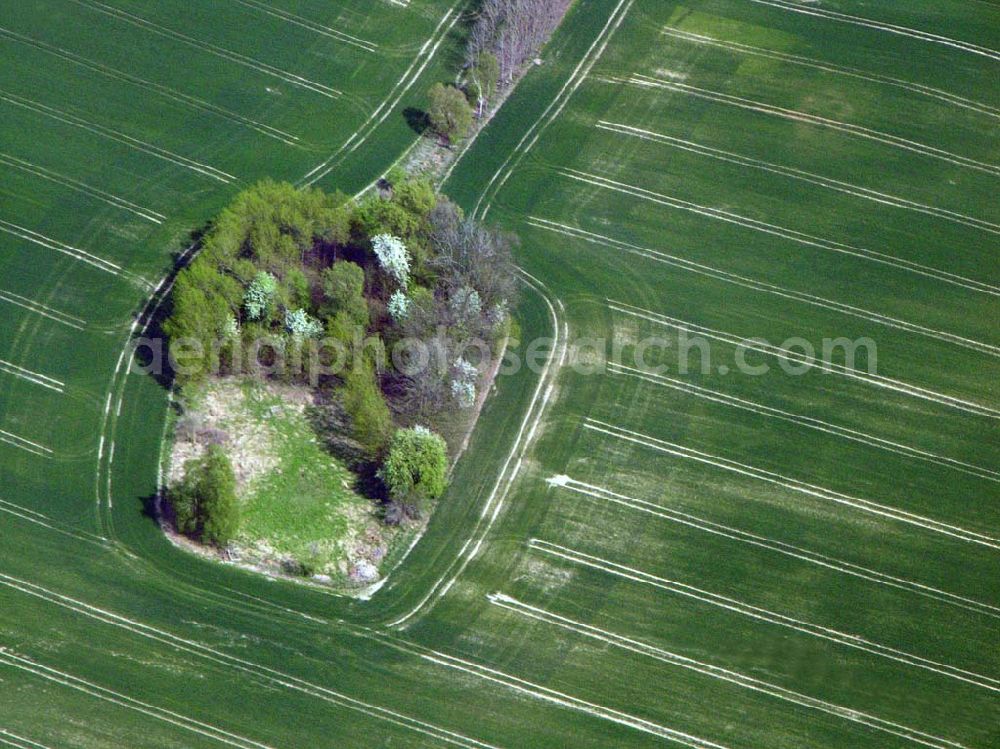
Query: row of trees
[
  {"left": 466, "top": 0, "right": 573, "bottom": 85},
  {"left": 422, "top": 0, "right": 572, "bottom": 144}
]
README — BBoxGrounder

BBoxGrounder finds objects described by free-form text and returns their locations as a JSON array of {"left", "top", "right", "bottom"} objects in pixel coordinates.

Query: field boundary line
[
  {"left": 0, "top": 219, "right": 121, "bottom": 276},
  {"left": 387, "top": 270, "right": 567, "bottom": 628},
  {"left": 0, "top": 149, "right": 167, "bottom": 223},
  {"left": 0, "top": 497, "right": 108, "bottom": 545},
  {"left": 0, "top": 91, "right": 234, "bottom": 183},
  {"left": 490, "top": 593, "right": 968, "bottom": 749},
  {"left": 369, "top": 632, "right": 730, "bottom": 749},
  {"left": 0, "top": 730, "right": 52, "bottom": 749},
  {"left": 230, "top": 0, "right": 377, "bottom": 52},
  {"left": 0, "top": 357, "right": 64, "bottom": 393},
  {"left": 605, "top": 362, "right": 1000, "bottom": 483},
  {"left": 747, "top": 0, "right": 1000, "bottom": 61},
  {"left": 595, "top": 121, "right": 1000, "bottom": 235},
  {"left": 548, "top": 475, "right": 1000, "bottom": 617},
  {"left": 0, "top": 288, "right": 86, "bottom": 330},
  {"left": 622, "top": 74, "right": 1000, "bottom": 177},
  {"left": 0, "top": 650, "right": 276, "bottom": 749},
  {"left": 0, "top": 575, "right": 501, "bottom": 749},
  {"left": 658, "top": 27, "right": 1000, "bottom": 120},
  {"left": 584, "top": 418, "right": 1000, "bottom": 550},
  {"left": 529, "top": 540, "right": 1000, "bottom": 692},
  {"left": 560, "top": 169, "right": 1000, "bottom": 296},
  {"left": 607, "top": 300, "right": 1000, "bottom": 419},
  {"left": 70, "top": 0, "right": 341, "bottom": 99},
  {"left": 0, "top": 27, "right": 299, "bottom": 146},
  {"left": 472, "top": 0, "right": 635, "bottom": 220},
  {"left": 0, "top": 429, "right": 53, "bottom": 459},
  {"left": 529, "top": 216, "right": 1000, "bottom": 357}
]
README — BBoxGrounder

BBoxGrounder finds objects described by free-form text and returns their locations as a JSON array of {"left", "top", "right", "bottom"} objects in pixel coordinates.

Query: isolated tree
[
  {"left": 427, "top": 83, "right": 473, "bottom": 144},
  {"left": 382, "top": 427, "right": 448, "bottom": 510},
  {"left": 343, "top": 358, "right": 392, "bottom": 453},
  {"left": 467, "top": 52, "right": 500, "bottom": 116},
  {"left": 172, "top": 445, "right": 239, "bottom": 546}
]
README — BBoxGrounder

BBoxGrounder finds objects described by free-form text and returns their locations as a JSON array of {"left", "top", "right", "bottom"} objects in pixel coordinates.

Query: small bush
[
  {"left": 427, "top": 83, "right": 473, "bottom": 143},
  {"left": 171, "top": 444, "right": 239, "bottom": 546},
  {"left": 381, "top": 426, "right": 448, "bottom": 510}
]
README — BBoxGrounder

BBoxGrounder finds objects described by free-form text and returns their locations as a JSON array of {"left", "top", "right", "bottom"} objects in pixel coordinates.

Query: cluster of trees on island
[{"left": 161, "top": 174, "right": 517, "bottom": 546}]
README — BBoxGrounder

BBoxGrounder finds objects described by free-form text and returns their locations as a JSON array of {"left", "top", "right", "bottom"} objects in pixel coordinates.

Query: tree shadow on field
[
  {"left": 130, "top": 225, "right": 209, "bottom": 392},
  {"left": 403, "top": 107, "right": 430, "bottom": 135}
]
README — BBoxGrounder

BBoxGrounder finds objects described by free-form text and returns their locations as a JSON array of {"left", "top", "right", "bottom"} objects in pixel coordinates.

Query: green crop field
[{"left": 1, "top": 0, "right": 998, "bottom": 747}]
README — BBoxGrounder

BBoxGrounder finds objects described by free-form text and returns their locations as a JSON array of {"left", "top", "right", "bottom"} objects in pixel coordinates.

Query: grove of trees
[{"left": 163, "top": 175, "right": 518, "bottom": 541}]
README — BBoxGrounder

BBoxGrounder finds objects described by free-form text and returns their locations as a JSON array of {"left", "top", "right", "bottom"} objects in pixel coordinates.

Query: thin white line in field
[
  {"left": 607, "top": 300, "right": 1000, "bottom": 419},
  {"left": 371, "top": 634, "right": 729, "bottom": 749},
  {"left": 584, "top": 418, "right": 1000, "bottom": 550},
  {"left": 561, "top": 169, "right": 1000, "bottom": 297},
  {"left": 0, "top": 731, "right": 51, "bottom": 749},
  {"left": 387, "top": 271, "right": 566, "bottom": 628},
  {"left": 299, "top": 3, "right": 462, "bottom": 186},
  {"left": 606, "top": 362, "right": 1000, "bottom": 484},
  {"left": 0, "top": 91, "right": 234, "bottom": 183},
  {"left": 0, "top": 288, "right": 86, "bottom": 330},
  {"left": 658, "top": 27, "right": 1000, "bottom": 120},
  {"left": 530, "top": 540, "right": 1000, "bottom": 692},
  {"left": 0, "top": 429, "right": 52, "bottom": 458},
  {"left": 528, "top": 216, "right": 1000, "bottom": 357},
  {"left": 0, "top": 150, "right": 166, "bottom": 223},
  {"left": 70, "top": 0, "right": 342, "bottom": 99},
  {"left": 0, "top": 358, "right": 64, "bottom": 393},
  {"left": 0, "top": 436, "right": 49, "bottom": 458},
  {"left": 0, "top": 576, "right": 499, "bottom": 749},
  {"left": 230, "top": 0, "right": 377, "bottom": 52},
  {"left": 623, "top": 74, "right": 1000, "bottom": 177},
  {"left": 472, "top": 0, "right": 635, "bottom": 220},
  {"left": 0, "top": 651, "right": 276, "bottom": 749},
  {"left": 0, "top": 498, "right": 108, "bottom": 545},
  {"left": 594, "top": 121, "right": 1000, "bottom": 234},
  {"left": 0, "top": 27, "right": 299, "bottom": 146},
  {"left": 490, "top": 593, "right": 967, "bottom": 749},
  {"left": 549, "top": 475, "right": 1000, "bottom": 618},
  {"left": 0, "top": 219, "right": 121, "bottom": 276},
  {"left": 747, "top": 0, "right": 1000, "bottom": 61}
]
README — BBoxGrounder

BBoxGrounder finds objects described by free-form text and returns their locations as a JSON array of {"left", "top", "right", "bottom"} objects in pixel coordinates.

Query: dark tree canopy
[{"left": 172, "top": 444, "right": 239, "bottom": 546}]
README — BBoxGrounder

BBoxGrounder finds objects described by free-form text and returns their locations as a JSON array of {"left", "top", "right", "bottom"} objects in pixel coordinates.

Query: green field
[{"left": 1, "top": 0, "right": 999, "bottom": 747}]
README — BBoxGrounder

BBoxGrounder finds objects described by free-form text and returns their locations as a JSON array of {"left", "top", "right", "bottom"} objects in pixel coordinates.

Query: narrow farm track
[{"left": 1, "top": 0, "right": 997, "bottom": 746}]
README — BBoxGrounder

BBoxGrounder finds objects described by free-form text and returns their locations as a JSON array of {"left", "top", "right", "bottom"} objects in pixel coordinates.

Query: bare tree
[{"left": 466, "top": 0, "right": 573, "bottom": 84}]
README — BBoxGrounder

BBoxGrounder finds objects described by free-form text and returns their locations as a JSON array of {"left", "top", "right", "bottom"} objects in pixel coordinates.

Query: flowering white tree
[
  {"left": 372, "top": 234, "right": 410, "bottom": 288},
  {"left": 243, "top": 272, "right": 278, "bottom": 321},
  {"left": 285, "top": 308, "right": 323, "bottom": 339},
  {"left": 450, "top": 358, "right": 478, "bottom": 409},
  {"left": 388, "top": 290, "right": 411, "bottom": 322},
  {"left": 449, "top": 286, "right": 481, "bottom": 320}
]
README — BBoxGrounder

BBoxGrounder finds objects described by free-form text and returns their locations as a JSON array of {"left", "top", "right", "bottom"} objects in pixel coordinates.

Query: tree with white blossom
[
  {"left": 450, "top": 357, "right": 478, "bottom": 409},
  {"left": 388, "top": 290, "right": 411, "bottom": 322},
  {"left": 372, "top": 234, "right": 410, "bottom": 288},
  {"left": 285, "top": 308, "right": 324, "bottom": 339}
]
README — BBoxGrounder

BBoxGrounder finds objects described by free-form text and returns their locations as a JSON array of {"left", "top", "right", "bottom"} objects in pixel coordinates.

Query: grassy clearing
[{"left": 172, "top": 378, "right": 384, "bottom": 581}]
